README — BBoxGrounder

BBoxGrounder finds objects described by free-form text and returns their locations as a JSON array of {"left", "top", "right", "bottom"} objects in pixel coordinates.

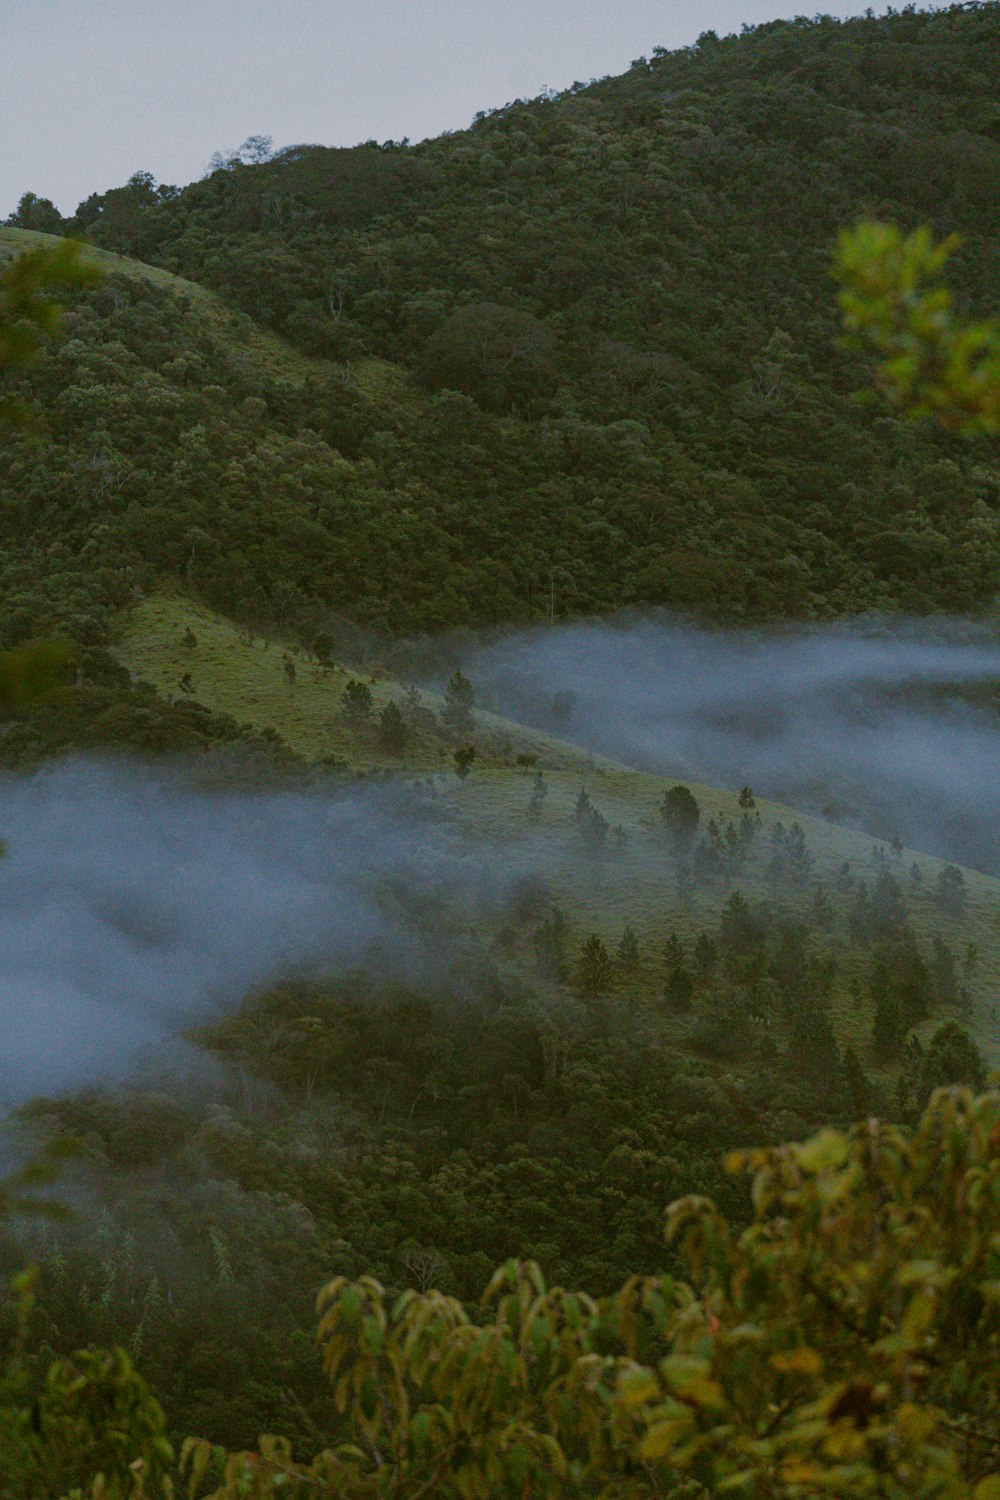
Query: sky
[{"left": 2, "top": 0, "right": 902, "bottom": 219}]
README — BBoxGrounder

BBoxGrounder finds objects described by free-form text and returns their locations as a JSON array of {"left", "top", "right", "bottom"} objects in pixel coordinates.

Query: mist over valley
[{"left": 0, "top": 3, "right": 998, "bottom": 1490}]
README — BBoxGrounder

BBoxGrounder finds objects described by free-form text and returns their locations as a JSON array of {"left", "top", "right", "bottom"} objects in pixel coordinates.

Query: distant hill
[{"left": 2, "top": 2, "right": 999, "bottom": 656}]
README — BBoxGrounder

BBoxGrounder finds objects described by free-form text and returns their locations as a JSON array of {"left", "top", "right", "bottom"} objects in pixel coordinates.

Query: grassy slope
[
  {"left": 0, "top": 226, "right": 405, "bottom": 400},
  {"left": 117, "top": 593, "right": 1000, "bottom": 1071}
]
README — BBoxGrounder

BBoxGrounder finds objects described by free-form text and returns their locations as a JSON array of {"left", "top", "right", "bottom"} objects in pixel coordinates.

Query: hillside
[
  {"left": 117, "top": 591, "right": 1000, "bottom": 1071},
  {"left": 4, "top": 584, "right": 993, "bottom": 1448},
  {"left": 2, "top": 6, "right": 1000, "bottom": 1481},
  {"left": 2, "top": 3, "right": 1000, "bottom": 659}
]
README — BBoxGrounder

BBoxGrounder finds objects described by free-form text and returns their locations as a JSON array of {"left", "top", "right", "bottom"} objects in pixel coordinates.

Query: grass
[
  {"left": 117, "top": 592, "right": 1000, "bottom": 1073},
  {"left": 0, "top": 226, "right": 415, "bottom": 399}
]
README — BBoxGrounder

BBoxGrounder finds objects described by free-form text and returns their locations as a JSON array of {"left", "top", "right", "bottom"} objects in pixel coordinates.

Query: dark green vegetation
[
  {"left": 4, "top": 1, "right": 1000, "bottom": 654},
  {"left": 6, "top": 595, "right": 996, "bottom": 1453},
  {"left": 1, "top": 5, "right": 1000, "bottom": 1494}
]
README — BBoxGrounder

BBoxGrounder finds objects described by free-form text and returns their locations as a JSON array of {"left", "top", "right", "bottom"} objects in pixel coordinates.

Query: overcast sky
[{"left": 2, "top": 0, "right": 903, "bottom": 218}]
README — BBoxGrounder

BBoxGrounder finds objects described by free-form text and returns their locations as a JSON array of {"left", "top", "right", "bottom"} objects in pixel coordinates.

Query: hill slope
[
  {"left": 117, "top": 591, "right": 1000, "bottom": 1073},
  {"left": 2, "top": 4, "right": 999, "bottom": 653},
  {"left": 9, "top": 584, "right": 991, "bottom": 1448}
]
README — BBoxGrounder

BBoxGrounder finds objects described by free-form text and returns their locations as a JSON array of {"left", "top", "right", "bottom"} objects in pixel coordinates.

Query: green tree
[
  {"left": 453, "top": 743, "right": 476, "bottom": 780},
  {"left": 186, "top": 1085, "right": 1000, "bottom": 1500},
  {"left": 914, "top": 1021, "right": 985, "bottom": 1106},
  {"left": 575, "top": 933, "right": 613, "bottom": 1002},
  {"left": 659, "top": 785, "right": 700, "bottom": 856},
  {"left": 527, "top": 770, "right": 548, "bottom": 822},
  {"left": 342, "top": 678, "right": 373, "bottom": 725},
  {"left": 616, "top": 925, "right": 640, "bottom": 973},
  {"left": 377, "top": 700, "right": 409, "bottom": 755},
  {"left": 418, "top": 301, "right": 557, "bottom": 412},
  {"left": 5, "top": 191, "right": 64, "bottom": 232},
  {"left": 443, "top": 669, "right": 475, "bottom": 735},
  {"left": 833, "top": 221, "right": 1000, "bottom": 435},
  {"left": 936, "top": 864, "right": 968, "bottom": 918},
  {"left": 1, "top": 238, "right": 99, "bottom": 424},
  {"left": 313, "top": 631, "right": 334, "bottom": 668}
]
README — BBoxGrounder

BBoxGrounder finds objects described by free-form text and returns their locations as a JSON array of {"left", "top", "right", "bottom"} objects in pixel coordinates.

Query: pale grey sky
[{"left": 2, "top": 0, "right": 902, "bottom": 219}]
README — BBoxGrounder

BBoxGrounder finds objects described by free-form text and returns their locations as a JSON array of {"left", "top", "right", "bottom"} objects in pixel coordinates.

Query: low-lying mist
[
  {"left": 0, "top": 759, "right": 481, "bottom": 1107},
  {"left": 468, "top": 616, "right": 1000, "bottom": 872}
]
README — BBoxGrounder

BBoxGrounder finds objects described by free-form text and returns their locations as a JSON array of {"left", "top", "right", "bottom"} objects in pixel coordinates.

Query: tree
[
  {"left": 5, "top": 191, "right": 64, "bottom": 232},
  {"left": 935, "top": 864, "right": 968, "bottom": 918},
  {"left": 313, "top": 631, "right": 334, "bottom": 668},
  {"left": 443, "top": 669, "right": 475, "bottom": 735},
  {"left": 527, "top": 770, "right": 548, "bottom": 821},
  {"left": 418, "top": 301, "right": 557, "bottom": 412},
  {"left": 842, "top": 1042, "right": 870, "bottom": 1117},
  {"left": 185, "top": 1085, "right": 1000, "bottom": 1500},
  {"left": 207, "top": 134, "right": 275, "bottom": 172},
  {"left": 693, "top": 931, "right": 718, "bottom": 982},
  {"left": 378, "top": 700, "right": 409, "bottom": 755},
  {"left": 616, "top": 925, "right": 640, "bottom": 973},
  {"left": 342, "top": 678, "right": 373, "bottom": 725},
  {"left": 453, "top": 743, "right": 476, "bottom": 780},
  {"left": 664, "top": 959, "right": 694, "bottom": 1014},
  {"left": 575, "top": 933, "right": 613, "bottom": 1002},
  {"left": 914, "top": 1021, "right": 985, "bottom": 1106},
  {"left": 659, "top": 785, "right": 700, "bottom": 856},
  {"left": 872, "top": 987, "right": 903, "bottom": 1062},
  {"left": 833, "top": 221, "right": 1000, "bottom": 435},
  {"left": 579, "top": 806, "right": 609, "bottom": 862},
  {"left": 1, "top": 239, "right": 99, "bottom": 424}
]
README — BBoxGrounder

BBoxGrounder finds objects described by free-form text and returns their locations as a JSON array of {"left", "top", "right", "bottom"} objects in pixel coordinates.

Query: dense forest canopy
[{"left": 2, "top": 1, "right": 999, "bottom": 658}]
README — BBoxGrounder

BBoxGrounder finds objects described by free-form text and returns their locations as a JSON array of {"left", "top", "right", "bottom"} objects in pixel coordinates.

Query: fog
[
  {"left": 0, "top": 758, "right": 478, "bottom": 1106},
  {"left": 468, "top": 617, "right": 1000, "bottom": 872},
  {"left": 4, "top": 617, "right": 1000, "bottom": 1108}
]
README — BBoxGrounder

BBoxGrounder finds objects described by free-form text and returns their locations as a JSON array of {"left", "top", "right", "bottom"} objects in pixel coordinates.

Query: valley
[{"left": 0, "top": 3, "right": 998, "bottom": 1492}]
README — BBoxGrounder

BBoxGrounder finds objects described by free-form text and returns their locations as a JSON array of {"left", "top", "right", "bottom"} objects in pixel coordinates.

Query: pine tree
[
  {"left": 378, "top": 701, "right": 409, "bottom": 755},
  {"left": 527, "top": 771, "right": 548, "bottom": 822},
  {"left": 580, "top": 807, "right": 609, "bottom": 861},
  {"left": 872, "top": 989, "right": 903, "bottom": 1062},
  {"left": 443, "top": 669, "right": 475, "bottom": 734},
  {"left": 694, "top": 932, "right": 718, "bottom": 982},
  {"left": 616, "top": 926, "right": 640, "bottom": 973},
  {"left": 576, "top": 934, "right": 613, "bottom": 1002},
  {"left": 843, "top": 1043, "right": 870, "bottom": 1118},
  {"left": 343, "top": 678, "right": 373, "bottom": 725},
  {"left": 935, "top": 864, "right": 967, "bottom": 917},
  {"left": 659, "top": 785, "right": 700, "bottom": 854}
]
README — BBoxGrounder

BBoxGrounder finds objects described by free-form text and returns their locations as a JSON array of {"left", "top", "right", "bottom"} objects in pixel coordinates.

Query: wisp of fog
[
  {"left": 0, "top": 759, "right": 468, "bottom": 1106},
  {"left": 469, "top": 617, "right": 1000, "bottom": 871}
]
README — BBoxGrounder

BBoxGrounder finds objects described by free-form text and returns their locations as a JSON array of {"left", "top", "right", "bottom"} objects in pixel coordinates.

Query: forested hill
[{"left": 4, "top": 2, "right": 1000, "bottom": 644}]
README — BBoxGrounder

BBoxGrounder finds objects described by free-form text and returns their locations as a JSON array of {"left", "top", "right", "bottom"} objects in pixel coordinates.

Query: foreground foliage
[
  {"left": 0, "top": 238, "right": 98, "bottom": 425},
  {"left": 20, "top": 1085, "right": 987, "bottom": 1499},
  {"left": 834, "top": 222, "right": 1000, "bottom": 435}
]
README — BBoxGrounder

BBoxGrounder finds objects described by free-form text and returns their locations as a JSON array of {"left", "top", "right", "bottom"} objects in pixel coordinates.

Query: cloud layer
[
  {"left": 471, "top": 616, "right": 1000, "bottom": 870},
  {"left": 0, "top": 759, "right": 463, "bottom": 1104}
]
